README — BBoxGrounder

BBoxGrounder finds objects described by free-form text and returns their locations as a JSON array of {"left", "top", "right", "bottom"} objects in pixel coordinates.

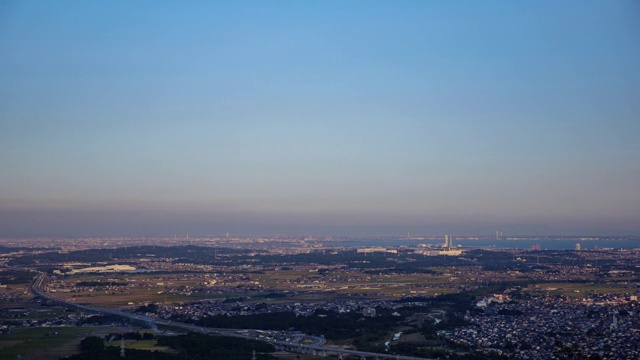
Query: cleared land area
[
  {"left": 527, "top": 282, "right": 636, "bottom": 298},
  {"left": 0, "top": 326, "right": 100, "bottom": 360}
]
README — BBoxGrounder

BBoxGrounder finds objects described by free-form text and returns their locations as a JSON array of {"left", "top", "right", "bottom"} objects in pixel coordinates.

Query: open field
[
  {"left": 47, "top": 273, "right": 261, "bottom": 307},
  {"left": 118, "top": 339, "right": 174, "bottom": 353},
  {"left": 527, "top": 282, "right": 637, "bottom": 298},
  {"left": 37, "top": 262, "right": 534, "bottom": 315},
  {"left": 40, "top": 266, "right": 526, "bottom": 308},
  {"left": 52, "top": 289, "right": 268, "bottom": 308},
  {"left": 0, "top": 283, "right": 33, "bottom": 302},
  {"left": 0, "top": 326, "right": 102, "bottom": 360},
  {"left": 0, "top": 326, "right": 162, "bottom": 360},
  {"left": 0, "top": 301, "right": 70, "bottom": 321},
  {"left": 42, "top": 267, "right": 514, "bottom": 308}
]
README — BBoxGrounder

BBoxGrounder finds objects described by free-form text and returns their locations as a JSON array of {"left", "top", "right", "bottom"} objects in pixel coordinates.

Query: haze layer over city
[{"left": 1, "top": 1, "right": 639, "bottom": 238}]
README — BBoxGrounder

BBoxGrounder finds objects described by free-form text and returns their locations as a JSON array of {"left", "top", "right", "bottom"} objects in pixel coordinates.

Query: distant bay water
[{"left": 319, "top": 239, "right": 640, "bottom": 250}]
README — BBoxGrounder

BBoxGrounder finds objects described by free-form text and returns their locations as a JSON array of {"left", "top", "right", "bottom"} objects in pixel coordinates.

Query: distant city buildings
[
  {"left": 438, "top": 249, "right": 463, "bottom": 256},
  {"left": 444, "top": 235, "right": 453, "bottom": 248}
]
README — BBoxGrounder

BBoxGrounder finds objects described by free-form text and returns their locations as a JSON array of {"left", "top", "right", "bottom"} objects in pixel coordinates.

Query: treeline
[
  {"left": 0, "top": 269, "right": 34, "bottom": 284},
  {"left": 497, "top": 308, "right": 524, "bottom": 316},
  {"left": 76, "top": 281, "right": 129, "bottom": 287},
  {"left": 157, "top": 333, "right": 276, "bottom": 360},
  {"left": 135, "top": 303, "right": 159, "bottom": 313},
  {"left": 187, "top": 309, "right": 400, "bottom": 341},
  {"left": 66, "top": 348, "right": 177, "bottom": 360},
  {"left": 67, "top": 336, "right": 179, "bottom": 360},
  {"left": 464, "top": 249, "right": 528, "bottom": 271},
  {"left": 67, "top": 333, "right": 276, "bottom": 360},
  {"left": 0, "top": 245, "right": 48, "bottom": 252}
]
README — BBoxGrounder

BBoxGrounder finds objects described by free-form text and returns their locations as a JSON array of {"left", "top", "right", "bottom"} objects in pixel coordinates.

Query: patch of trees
[
  {"left": 80, "top": 336, "right": 105, "bottom": 352},
  {"left": 430, "top": 292, "right": 477, "bottom": 312},
  {"left": 352, "top": 334, "right": 386, "bottom": 353},
  {"left": 463, "top": 249, "right": 527, "bottom": 271},
  {"left": 65, "top": 347, "right": 179, "bottom": 360},
  {"left": 552, "top": 340, "right": 602, "bottom": 360},
  {"left": 257, "top": 292, "right": 288, "bottom": 299},
  {"left": 230, "top": 270, "right": 265, "bottom": 274},
  {"left": 189, "top": 309, "right": 401, "bottom": 341},
  {"left": 383, "top": 304, "right": 432, "bottom": 317},
  {"left": 497, "top": 308, "right": 524, "bottom": 316},
  {"left": 0, "top": 269, "right": 34, "bottom": 284},
  {"left": 185, "top": 311, "right": 294, "bottom": 331},
  {"left": 396, "top": 296, "right": 431, "bottom": 303},
  {"left": 157, "top": 333, "right": 276, "bottom": 360},
  {"left": 303, "top": 309, "right": 400, "bottom": 340},
  {"left": 365, "top": 267, "right": 438, "bottom": 275},
  {"left": 135, "top": 304, "right": 159, "bottom": 313},
  {"left": 222, "top": 296, "right": 247, "bottom": 303},
  {"left": 420, "top": 313, "right": 470, "bottom": 341},
  {"left": 76, "top": 281, "right": 129, "bottom": 287},
  {"left": 69, "top": 333, "right": 274, "bottom": 360},
  {"left": 0, "top": 245, "right": 48, "bottom": 252}
]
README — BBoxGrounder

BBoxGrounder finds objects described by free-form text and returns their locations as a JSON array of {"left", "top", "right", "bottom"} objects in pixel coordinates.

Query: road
[{"left": 31, "top": 274, "right": 433, "bottom": 360}]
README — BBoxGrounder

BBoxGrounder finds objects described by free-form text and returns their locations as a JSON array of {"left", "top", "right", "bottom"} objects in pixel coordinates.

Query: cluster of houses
[{"left": 440, "top": 293, "right": 640, "bottom": 359}]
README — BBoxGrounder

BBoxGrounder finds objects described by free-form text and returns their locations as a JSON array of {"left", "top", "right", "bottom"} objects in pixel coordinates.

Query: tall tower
[
  {"left": 444, "top": 235, "right": 449, "bottom": 248},
  {"left": 575, "top": 243, "right": 581, "bottom": 251}
]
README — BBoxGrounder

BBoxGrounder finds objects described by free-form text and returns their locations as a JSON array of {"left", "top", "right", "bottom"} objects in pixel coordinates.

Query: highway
[{"left": 31, "top": 274, "right": 433, "bottom": 360}]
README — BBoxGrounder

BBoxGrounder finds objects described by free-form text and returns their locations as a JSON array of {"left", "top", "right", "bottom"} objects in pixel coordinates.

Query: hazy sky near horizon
[{"left": 1, "top": 1, "right": 639, "bottom": 237}]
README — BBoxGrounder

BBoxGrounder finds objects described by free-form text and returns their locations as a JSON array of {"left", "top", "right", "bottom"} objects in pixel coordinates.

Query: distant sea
[{"left": 319, "top": 239, "right": 640, "bottom": 250}]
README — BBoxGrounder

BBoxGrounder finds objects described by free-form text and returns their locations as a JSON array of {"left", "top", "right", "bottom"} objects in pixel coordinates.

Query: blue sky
[{"left": 1, "top": 1, "right": 639, "bottom": 236}]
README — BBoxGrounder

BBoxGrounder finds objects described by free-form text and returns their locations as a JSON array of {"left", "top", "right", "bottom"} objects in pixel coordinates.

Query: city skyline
[{"left": 1, "top": 1, "right": 639, "bottom": 237}]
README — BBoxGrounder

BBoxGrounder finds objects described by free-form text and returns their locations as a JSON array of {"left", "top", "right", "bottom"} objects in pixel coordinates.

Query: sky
[{"left": 1, "top": 1, "right": 639, "bottom": 237}]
